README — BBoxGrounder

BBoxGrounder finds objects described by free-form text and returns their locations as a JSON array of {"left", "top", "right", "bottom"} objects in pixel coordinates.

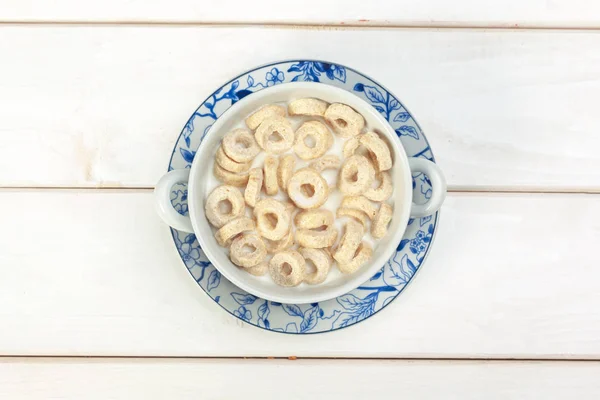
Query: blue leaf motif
[
  {"left": 207, "top": 270, "right": 220, "bottom": 292},
  {"left": 184, "top": 234, "right": 196, "bottom": 244},
  {"left": 215, "top": 295, "right": 220, "bottom": 303},
  {"left": 332, "top": 312, "right": 361, "bottom": 329},
  {"left": 184, "top": 135, "right": 191, "bottom": 148},
  {"left": 287, "top": 64, "right": 302, "bottom": 72},
  {"left": 180, "top": 148, "right": 196, "bottom": 163},
  {"left": 231, "top": 293, "right": 257, "bottom": 305},
  {"left": 258, "top": 301, "right": 270, "bottom": 321},
  {"left": 370, "top": 269, "right": 383, "bottom": 281},
  {"left": 353, "top": 83, "right": 365, "bottom": 92},
  {"left": 373, "top": 105, "right": 385, "bottom": 114},
  {"left": 398, "top": 239, "right": 410, "bottom": 251},
  {"left": 332, "top": 67, "right": 346, "bottom": 82},
  {"left": 420, "top": 215, "right": 432, "bottom": 227},
  {"left": 300, "top": 306, "right": 319, "bottom": 333},
  {"left": 282, "top": 304, "right": 303, "bottom": 317},
  {"left": 408, "top": 218, "right": 415, "bottom": 225},
  {"left": 389, "top": 98, "right": 400, "bottom": 111},
  {"left": 362, "top": 85, "right": 386, "bottom": 104},
  {"left": 383, "top": 253, "right": 413, "bottom": 287},
  {"left": 428, "top": 224, "right": 435, "bottom": 234},
  {"left": 393, "top": 112, "right": 411, "bottom": 122},
  {"left": 231, "top": 80, "right": 240, "bottom": 91},
  {"left": 247, "top": 75, "right": 254, "bottom": 86},
  {"left": 285, "top": 322, "right": 298, "bottom": 333},
  {"left": 396, "top": 126, "right": 419, "bottom": 140},
  {"left": 337, "top": 292, "right": 377, "bottom": 312},
  {"left": 201, "top": 124, "right": 213, "bottom": 141}
]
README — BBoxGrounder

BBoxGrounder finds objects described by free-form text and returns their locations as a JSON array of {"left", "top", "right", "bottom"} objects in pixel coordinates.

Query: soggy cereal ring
[
  {"left": 300, "top": 248, "right": 332, "bottom": 285},
  {"left": 288, "top": 98, "right": 329, "bottom": 117},
  {"left": 255, "top": 117, "right": 294, "bottom": 154},
  {"left": 215, "top": 217, "right": 255, "bottom": 247},
  {"left": 229, "top": 233, "right": 267, "bottom": 268},
  {"left": 244, "top": 262, "right": 268, "bottom": 276},
  {"left": 263, "top": 155, "right": 279, "bottom": 195},
  {"left": 253, "top": 198, "right": 291, "bottom": 241},
  {"left": 336, "top": 207, "right": 369, "bottom": 230},
  {"left": 293, "top": 121, "right": 333, "bottom": 160},
  {"left": 296, "top": 226, "right": 338, "bottom": 249},
  {"left": 309, "top": 155, "right": 341, "bottom": 173},
  {"left": 338, "top": 242, "right": 373, "bottom": 274},
  {"left": 324, "top": 103, "right": 365, "bottom": 138},
  {"left": 294, "top": 209, "right": 334, "bottom": 230},
  {"left": 341, "top": 195, "right": 378, "bottom": 219},
  {"left": 222, "top": 128, "right": 261, "bottom": 163},
  {"left": 269, "top": 250, "right": 306, "bottom": 287},
  {"left": 277, "top": 154, "right": 296, "bottom": 192},
  {"left": 205, "top": 185, "right": 246, "bottom": 228},
  {"left": 244, "top": 168, "right": 263, "bottom": 208},
  {"left": 333, "top": 220, "right": 364, "bottom": 264},
  {"left": 245, "top": 104, "right": 286, "bottom": 130},
  {"left": 338, "top": 155, "right": 375, "bottom": 196},
  {"left": 364, "top": 171, "right": 393, "bottom": 202},
  {"left": 214, "top": 163, "right": 250, "bottom": 187},
  {"left": 215, "top": 146, "right": 251, "bottom": 173},
  {"left": 263, "top": 229, "right": 295, "bottom": 254},
  {"left": 372, "top": 203, "right": 393, "bottom": 239},
  {"left": 360, "top": 131, "right": 392, "bottom": 171},
  {"left": 287, "top": 168, "right": 329, "bottom": 209}
]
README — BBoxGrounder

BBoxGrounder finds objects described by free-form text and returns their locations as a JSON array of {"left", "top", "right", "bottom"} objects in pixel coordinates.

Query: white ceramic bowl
[{"left": 155, "top": 82, "right": 445, "bottom": 304}]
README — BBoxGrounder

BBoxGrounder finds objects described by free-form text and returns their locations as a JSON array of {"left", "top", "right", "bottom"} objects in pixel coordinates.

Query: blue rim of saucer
[{"left": 166, "top": 60, "right": 439, "bottom": 334}]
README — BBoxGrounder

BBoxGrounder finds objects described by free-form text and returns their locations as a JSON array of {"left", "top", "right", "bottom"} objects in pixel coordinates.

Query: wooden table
[{"left": 1, "top": 1, "right": 600, "bottom": 398}]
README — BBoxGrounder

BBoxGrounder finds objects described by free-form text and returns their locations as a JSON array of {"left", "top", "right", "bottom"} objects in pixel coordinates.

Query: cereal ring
[
  {"left": 300, "top": 248, "right": 332, "bottom": 285},
  {"left": 294, "top": 209, "right": 334, "bottom": 230},
  {"left": 205, "top": 185, "right": 246, "bottom": 228},
  {"left": 214, "top": 163, "right": 249, "bottom": 187},
  {"left": 215, "top": 217, "right": 255, "bottom": 247},
  {"left": 364, "top": 171, "right": 393, "bottom": 202},
  {"left": 338, "top": 155, "right": 375, "bottom": 196},
  {"left": 324, "top": 103, "right": 365, "bottom": 138},
  {"left": 309, "top": 155, "right": 341, "bottom": 172},
  {"left": 333, "top": 220, "right": 364, "bottom": 264},
  {"left": 336, "top": 207, "right": 369, "bottom": 230},
  {"left": 263, "top": 229, "right": 295, "bottom": 254},
  {"left": 255, "top": 117, "right": 294, "bottom": 154},
  {"left": 230, "top": 233, "right": 267, "bottom": 268},
  {"left": 360, "top": 131, "right": 392, "bottom": 171},
  {"left": 269, "top": 250, "right": 306, "bottom": 287},
  {"left": 253, "top": 199, "right": 291, "bottom": 241},
  {"left": 222, "top": 129, "right": 261, "bottom": 163},
  {"left": 287, "top": 168, "right": 329, "bottom": 209},
  {"left": 293, "top": 121, "right": 333, "bottom": 160},
  {"left": 244, "top": 168, "right": 263, "bottom": 208},
  {"left": 263, "top": 155, "right": 279, "bottom": 195},
  {"left": 338, "top": 242, "right": 373, "bottom": 274},
  {"left": 288, "top": 98, "right": 328, "bottom": 116},
  {"left": 342, "top": 136, "right": 361, "bottom": 159},
  {"left": 372, "top": 203, "right": 393, "bottom": 239},
  {"left": 245, "top": 104, "right": 286, "bottom": 130},
  {"left": 341, "top": 195, "right": 378, "bottom": 219},
  {"left": 296, "top": 226, "right": 338, "bottom": 249},
  {"left": 277, "top": 154, "right": 296, "bottom": 192},
  {"left": 215, "top": 146, "right": 251, "bottom": 173},
  {"left": 283, "top": 200, "right": 297, "bottom": 216},
  {"left": 244, "top": 262, "right": 268, "bottom": 276}
]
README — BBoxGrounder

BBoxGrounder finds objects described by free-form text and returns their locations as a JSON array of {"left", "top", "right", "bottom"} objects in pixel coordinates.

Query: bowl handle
[
  {"left": 154, "top": 169, "right": 194, "bottom": 233},
  {"left": 407, "top": 158, "right": 447, "bottom": 218}
]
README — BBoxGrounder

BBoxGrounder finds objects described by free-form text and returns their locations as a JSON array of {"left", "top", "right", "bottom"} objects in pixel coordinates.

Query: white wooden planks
[
  {"left": 0, "top": 190, "right": 598, "bottom": 357},
  {"left": 1, "top": 0, "right": 600, "bottom": 28},
  {"left": 0, "top": 27, "right": 599, "bottom": 190}
]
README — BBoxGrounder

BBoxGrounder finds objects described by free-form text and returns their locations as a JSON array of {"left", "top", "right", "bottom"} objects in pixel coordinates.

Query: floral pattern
[{"left": 166, "top": 60, "right": 439, "bottom": 334}]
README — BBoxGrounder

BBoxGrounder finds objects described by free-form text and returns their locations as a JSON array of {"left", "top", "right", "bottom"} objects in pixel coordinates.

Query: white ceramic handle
[
  {"left": 154, "top": 169, "right": 194, "bottom": 233},
  {"left": 408, "top": 158, "right": 447, "bottom": 218}
]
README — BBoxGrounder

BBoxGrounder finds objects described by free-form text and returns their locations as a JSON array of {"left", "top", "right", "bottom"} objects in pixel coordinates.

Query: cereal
[
  {"left": 214, "top": 163, "right": 249, "bottom": 187},
  {"left": 255, "top": 117, "right": 294, "bottom": 154},
  {"left": 324, "top": 103, "right": 365, "bottom": 138},
  {"left": 336, "top": 207, "right": 369, "bottom": 230},
  {"left": 294, "top": 209, "right": 334, "bottom": 230},
  {"left": 263, "top": 155, "right": 279, "bottom": 195},
  {"left": 244, "top": 168, "right": 263, "bottom": 208},
  {"left": 230, "top": 233, "right": 267, "bottom": 268},
  {"left": 338, "top": 155, "right": 375, "bottom": 196},
  {"left": 215, "top": 217, "right": 255, "bottom": 247},
  {"left": 205, "top": 185, "right": 246, "bottom": 228},
  {"left": 269, "top": 250, "right": 306, "bottom": 287},
  {"left": 215, "top": 145, "right": 251, "bottom": 173},
  {"left": 263, "top": 229, "right": 295, "bottom": 254},
  {"left": 333, "top": 220, "right": 364, "bottom": 264},
  {"left": 341, "top": 195, "right": 378, "bottom": 219},
  {"left": 288, "top": 98, "right": 328, "bottom": 116},
  {"left": 342, "top": 136, "right": 361, "bottom": 159},
  {"left": 372, "top": 203, "right": 393, "bottom": 239},
  {"left": 360, "top": 131, "right": 392, "bottom": 171},
  {"left": 296, "top": 226, "right": 338, "bottom": 249},
  {"left": 364, "top": 171, "right": 392, "bottom": 202},
  {"left": 300, "top": 248, "right": 332, "bottom": 285},
  {"left": 293, "top": 121, "right": 333, "bottom": 160},
  {"left": 246, "top": 104, "right": 286, "bottom": 130},
  {"left": 222, "top": 129, "right": 261, "bottom": 163},
  {"left": 244, "top": 262, "right": 269, "bottom": 276},
  {"left": 309, "top": 155, "right": 341, "bottom": 173},
  {"left": 287, "top": 168, "right": 329, "bottom": 209},
  {"left": 254, "top": 198, "right": 291, "bottom": 241},
  {"left": 337, "top": 242, "right": 373, "bottom": 274},
  {"left": 277, "top": 154, "right": 296, "bottom": 192}
]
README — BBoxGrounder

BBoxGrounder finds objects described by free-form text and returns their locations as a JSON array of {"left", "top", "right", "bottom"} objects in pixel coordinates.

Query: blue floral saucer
[{"left": 167, "top": 60, "right": 439, "bottom": 334}]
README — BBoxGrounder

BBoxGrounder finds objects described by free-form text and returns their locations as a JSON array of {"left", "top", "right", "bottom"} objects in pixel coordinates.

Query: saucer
[{"left": 167, "top": 60, "right": 439, "bottom": 334}]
